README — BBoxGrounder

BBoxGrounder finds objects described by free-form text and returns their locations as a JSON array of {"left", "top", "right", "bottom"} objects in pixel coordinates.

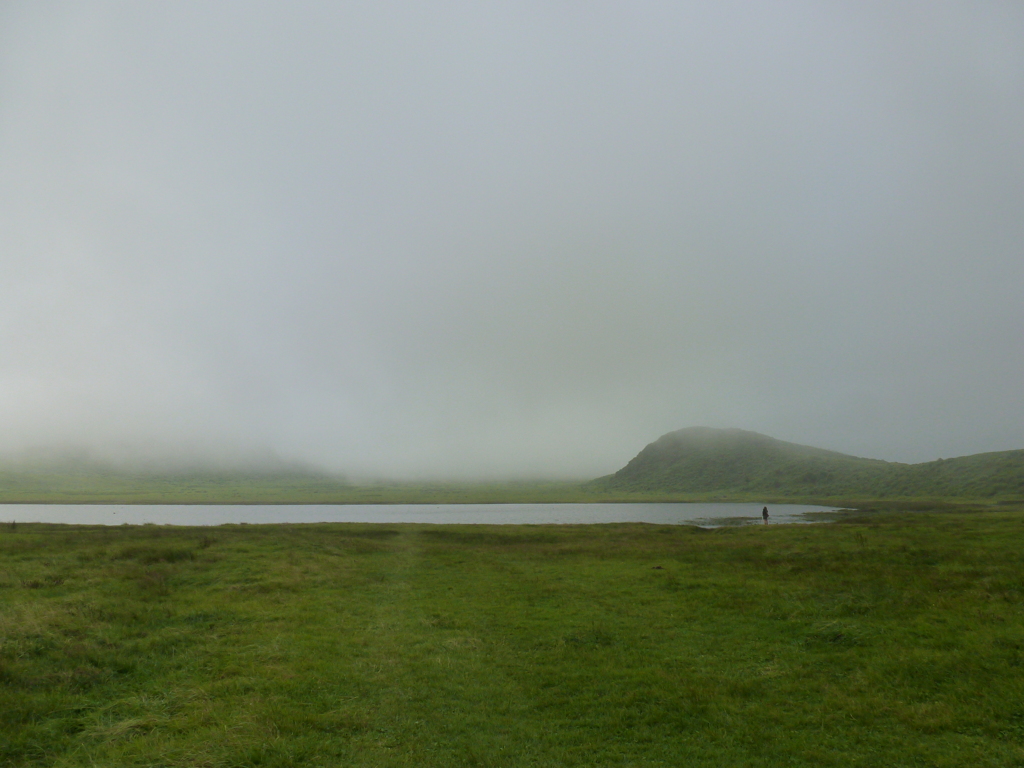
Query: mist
[{"left": 1, "top": 1, "right": 1022, "bottom": 479}]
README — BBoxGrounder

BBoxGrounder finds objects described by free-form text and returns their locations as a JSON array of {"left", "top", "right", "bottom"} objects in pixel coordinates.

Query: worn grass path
[{"left": 3, "top": 511, "right": 1024, "bottom": 765}]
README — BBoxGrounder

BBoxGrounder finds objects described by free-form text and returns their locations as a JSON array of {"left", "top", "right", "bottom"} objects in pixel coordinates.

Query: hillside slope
[{"left": 591, "top": 427, "right": 1024, "bottom": 500}]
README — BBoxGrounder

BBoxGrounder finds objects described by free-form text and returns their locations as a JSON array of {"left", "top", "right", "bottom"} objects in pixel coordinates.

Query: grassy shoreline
[
  {"left": 3, "top": 507, "right": 1024, "bottom": 765},
  {"left": 0, "top": 471, "right": 1018, "bottom": 508}
]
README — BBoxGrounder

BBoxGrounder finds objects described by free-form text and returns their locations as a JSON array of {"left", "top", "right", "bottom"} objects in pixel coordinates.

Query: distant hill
[
  {"left": 590, "top": 427, "right": 1024, "bottom": 501},
  {"left": 0, "top": 454, "right": 351, "bottom": 504}
]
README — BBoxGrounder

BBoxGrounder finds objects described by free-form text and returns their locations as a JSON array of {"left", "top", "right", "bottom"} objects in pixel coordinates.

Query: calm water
[{"left": 0, "top": 503, "right": 841, "bottom": 527}]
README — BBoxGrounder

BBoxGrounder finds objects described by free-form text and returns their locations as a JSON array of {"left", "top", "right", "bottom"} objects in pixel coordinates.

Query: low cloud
[{"left": 1, "top": 1, "right": 1022, "bottom": 478}]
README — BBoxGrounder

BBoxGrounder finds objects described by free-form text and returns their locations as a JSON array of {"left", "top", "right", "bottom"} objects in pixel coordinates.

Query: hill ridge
[{"left": 592, "top": 427, "right": 1024, "bottom": 500}]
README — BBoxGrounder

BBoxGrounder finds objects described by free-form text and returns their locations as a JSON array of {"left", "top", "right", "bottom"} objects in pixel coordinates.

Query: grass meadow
[
  {"left": 5, "top": 470, "right": 1012, "bottom": 506},
  {"left": 2, "top": 509, "right": 1024, "bottom": 766}
]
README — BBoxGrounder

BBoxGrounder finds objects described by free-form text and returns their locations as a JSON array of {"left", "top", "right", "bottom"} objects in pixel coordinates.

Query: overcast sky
[{"left": 1, "top": 1, "right": 1022, "bottom": 478}]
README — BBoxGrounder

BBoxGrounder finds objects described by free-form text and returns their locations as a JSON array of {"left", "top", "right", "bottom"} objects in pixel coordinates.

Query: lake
[{"left": 0, "top": 503, "right": 842, "bottom": 527}]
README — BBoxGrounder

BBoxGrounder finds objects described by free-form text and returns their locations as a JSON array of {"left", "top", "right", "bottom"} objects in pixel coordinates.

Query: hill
[
  {"left": 590, "top": 427, "right": 1024, "bottom": 501},
  {"left": 2, "top": 430, "right": 1022, "bottom": 504}
]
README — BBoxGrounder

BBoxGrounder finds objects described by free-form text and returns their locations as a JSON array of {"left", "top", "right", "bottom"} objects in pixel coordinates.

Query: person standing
[{"left": 762, "top": 506, "right": 769, "bottom": 524}]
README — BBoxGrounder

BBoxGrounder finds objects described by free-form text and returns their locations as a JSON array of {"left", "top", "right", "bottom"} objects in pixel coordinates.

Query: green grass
[
  {"left": 0, "top": 470, "right": 1016, "bottom": 506},
  {"left": 0, "top": 471, "right": 606, "bottom": 504},
  {"left": 3, "top": 510, "right": 1024, "bottom": 766}
]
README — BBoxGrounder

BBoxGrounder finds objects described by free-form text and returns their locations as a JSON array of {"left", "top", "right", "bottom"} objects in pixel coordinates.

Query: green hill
[
  {"left": 591, "top": 427, "right": 1024, "bottom": 501},
  {"left": 2, "top": 429, "right": 1022, "bottom": 504}
]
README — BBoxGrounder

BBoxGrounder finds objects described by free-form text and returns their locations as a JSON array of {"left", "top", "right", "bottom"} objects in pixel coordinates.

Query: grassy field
[
  {"left": 0, "top": 471, "right": 606, "bottom": 504},
  {"left": 1, "top": 469, "right": 1017, "bottom": 506},
  {"left": 3, "top": 509, "right": 1024, "bottom": 766}
]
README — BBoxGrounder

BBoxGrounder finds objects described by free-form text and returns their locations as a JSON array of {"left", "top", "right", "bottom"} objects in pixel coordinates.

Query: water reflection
[{"left": 0, "top": 503, "right": 842, "bottom": 527}]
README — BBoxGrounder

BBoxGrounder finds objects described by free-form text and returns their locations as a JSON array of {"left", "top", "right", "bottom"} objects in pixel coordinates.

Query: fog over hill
[
  {"left": 594, "top": 428, "right": 1024, "bottom": 500},
  {"left": 2, "top": 3, "right": 1022, "bottom": 479},
  {"left": 0, "top": 444, "right": 330, "bottom": 478}
]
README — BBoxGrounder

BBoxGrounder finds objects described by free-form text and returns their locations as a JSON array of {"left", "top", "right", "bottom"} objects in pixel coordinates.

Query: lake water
[{"left": 0, "top": 503, "right": 842, "bottom": 527}]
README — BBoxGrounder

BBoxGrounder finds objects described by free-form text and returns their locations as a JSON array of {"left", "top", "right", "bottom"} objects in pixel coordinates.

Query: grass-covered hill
[
  {"left": 1, "top": 429, "right": 1022, "bottom": 504},
  {"left": 591, "top": 427, "right": 1024, "bottom": 501}
]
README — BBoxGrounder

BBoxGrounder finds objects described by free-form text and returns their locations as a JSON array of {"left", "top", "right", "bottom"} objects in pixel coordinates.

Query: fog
[{"left": 1, "top": 1, "right": 1022, "bottom": 479}]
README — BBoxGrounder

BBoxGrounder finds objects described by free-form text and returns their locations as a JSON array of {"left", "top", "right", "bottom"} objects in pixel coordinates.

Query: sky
[{"left": 1, "top": 1, "right": 1022, "bottom": 479}]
